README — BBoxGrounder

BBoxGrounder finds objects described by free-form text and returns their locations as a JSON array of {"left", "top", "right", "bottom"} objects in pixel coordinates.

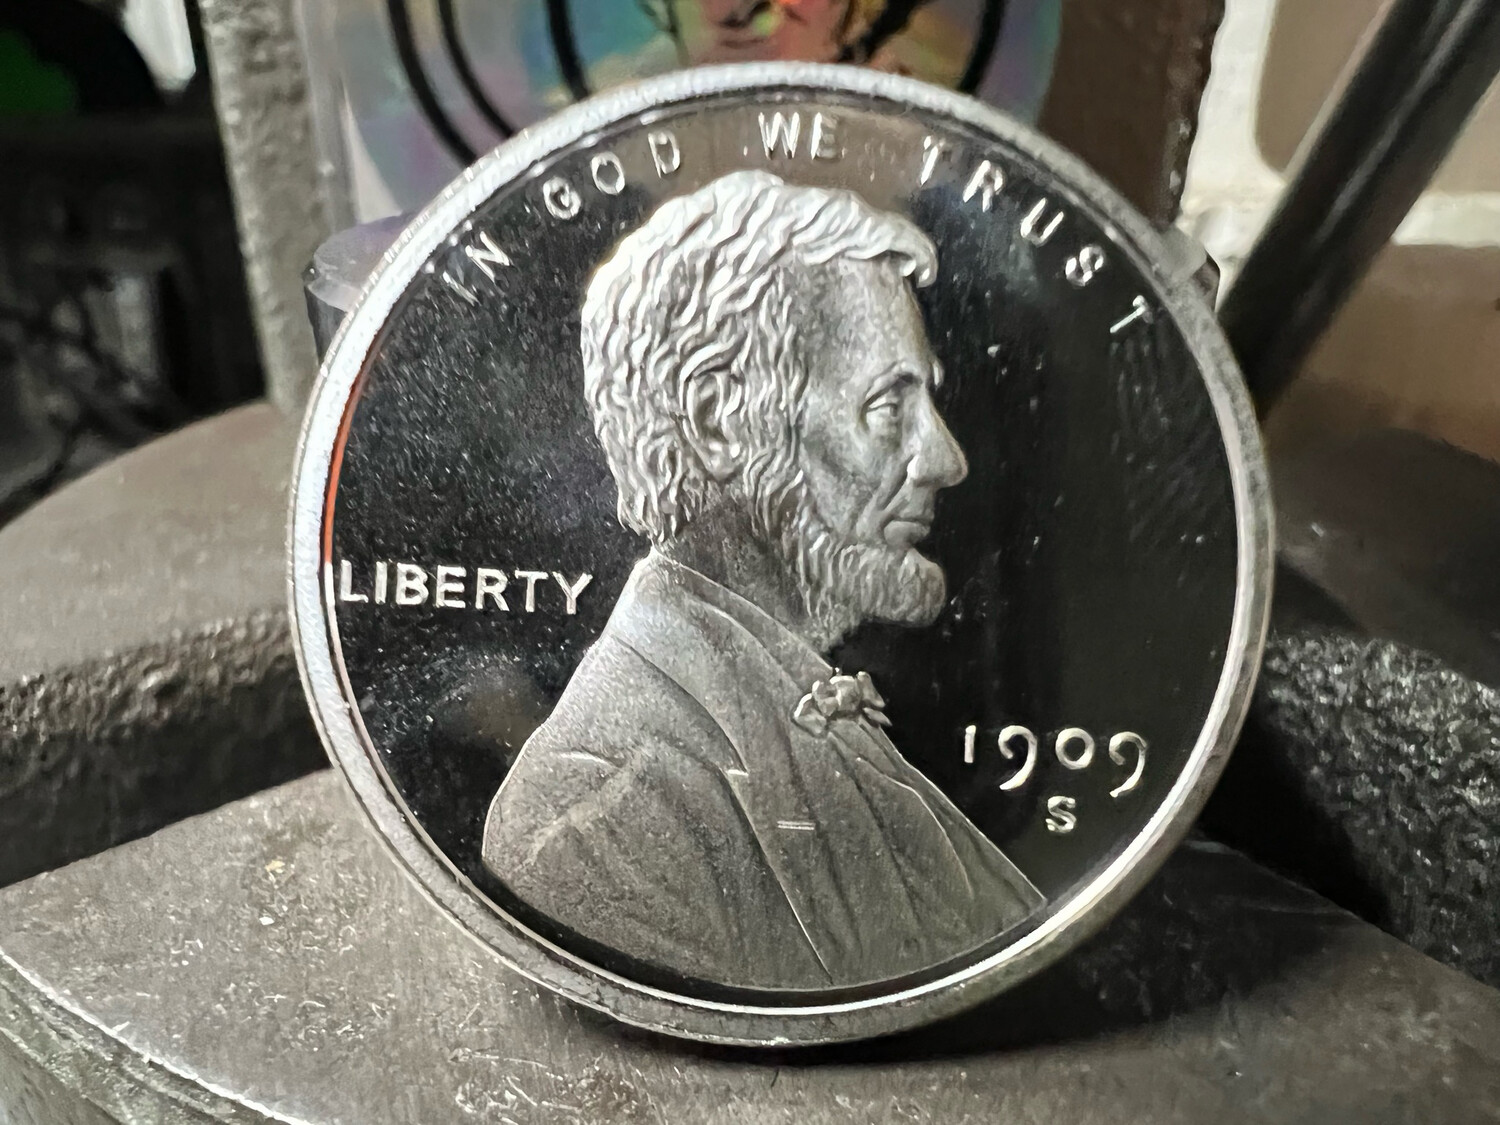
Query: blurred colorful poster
[{"left": 323, "top": 0, "right": 1062, "bottom": 216}]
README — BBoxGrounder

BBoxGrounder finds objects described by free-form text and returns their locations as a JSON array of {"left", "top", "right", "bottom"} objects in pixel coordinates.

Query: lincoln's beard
[
  {"left": 732, "top": 453, "right": 947, "bottom": 652},
  {"left": 793, "top": 491, "right": 947, "bottom": 650}
]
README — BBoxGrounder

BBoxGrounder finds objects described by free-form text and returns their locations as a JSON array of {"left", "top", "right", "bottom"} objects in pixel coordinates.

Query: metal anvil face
[{"left": 3, "top": 769, "right": 1500, "bottom": 1123}]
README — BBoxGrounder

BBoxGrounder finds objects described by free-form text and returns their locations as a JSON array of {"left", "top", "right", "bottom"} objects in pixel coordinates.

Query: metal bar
[{"left": 1219, "top": 0, "right": 1500, "bottom": 413}]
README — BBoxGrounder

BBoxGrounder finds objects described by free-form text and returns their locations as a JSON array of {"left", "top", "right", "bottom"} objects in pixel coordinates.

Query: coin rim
[{"left": 288, "top": 61, "right": 1273, "bottom": 1047}]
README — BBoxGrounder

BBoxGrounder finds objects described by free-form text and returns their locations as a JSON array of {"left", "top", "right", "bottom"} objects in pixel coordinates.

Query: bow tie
[{"left": 792, "top": 670, "right": 891, "bottom": 736}]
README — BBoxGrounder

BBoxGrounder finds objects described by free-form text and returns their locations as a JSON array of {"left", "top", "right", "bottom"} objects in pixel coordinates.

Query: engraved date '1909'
[{"left": 963, "top": 723, "right": 1147, "bottom": 835}]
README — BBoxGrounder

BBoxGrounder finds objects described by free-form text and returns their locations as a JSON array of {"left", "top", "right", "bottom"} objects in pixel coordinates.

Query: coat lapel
[{"left": 605, "top": 554, "right": 863, "bottom": 975}]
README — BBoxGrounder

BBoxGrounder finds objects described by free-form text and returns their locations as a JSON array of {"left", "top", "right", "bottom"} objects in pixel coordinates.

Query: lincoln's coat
[{"left": 483, "top": 553, "right": 1042, "bottom": 989}]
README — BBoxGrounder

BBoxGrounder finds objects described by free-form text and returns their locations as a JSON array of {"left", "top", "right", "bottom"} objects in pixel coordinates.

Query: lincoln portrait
[{"left": 482, "top": 170, "right": 1041, "bottom": 990}]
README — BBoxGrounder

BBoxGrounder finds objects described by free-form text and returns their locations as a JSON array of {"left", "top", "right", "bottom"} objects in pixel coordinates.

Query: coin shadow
[
  {"left": 867, "top": 838, "right": 1342, "bottom": 1061},
  {"left": 614, "top": 835, "right": 1345, "bottom": 1064}
]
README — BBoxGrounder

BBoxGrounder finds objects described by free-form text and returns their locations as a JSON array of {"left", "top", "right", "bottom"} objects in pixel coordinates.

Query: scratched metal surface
[{"left": 2, "top": 770, "right": 1498, "bottom": 1123}]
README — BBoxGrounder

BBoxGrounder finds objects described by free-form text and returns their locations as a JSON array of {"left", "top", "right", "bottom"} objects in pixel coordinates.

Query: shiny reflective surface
[{"left": 291, "top": 65, "right": 1270, "bottom": 1043}]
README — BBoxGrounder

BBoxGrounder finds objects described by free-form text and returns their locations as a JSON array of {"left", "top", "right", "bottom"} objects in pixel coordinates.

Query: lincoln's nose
[{"left": 908, "top": 392, "right": 969, "bottom": 490}]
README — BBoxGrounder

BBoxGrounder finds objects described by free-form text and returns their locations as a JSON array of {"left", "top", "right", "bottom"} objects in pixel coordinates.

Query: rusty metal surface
[
  {"left": 1235, "top": 615, "right": 1500, "bottom": 987},
  {"left": 0, "top": 405, "right": 323, "bottom": 888},
  {"left": 1040, "top": 0, "right": 1224, "bottom": 222},
  {"left": 1205, "top": 429, "right": 1500, "bottom": 987}
]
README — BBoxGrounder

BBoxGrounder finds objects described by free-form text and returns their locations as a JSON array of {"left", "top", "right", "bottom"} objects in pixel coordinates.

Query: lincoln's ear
[{"left": 679, "top": 370, "right": 742, "bottom": 482}]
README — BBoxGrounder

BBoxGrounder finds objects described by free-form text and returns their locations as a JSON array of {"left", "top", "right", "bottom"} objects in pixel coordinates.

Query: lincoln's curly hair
[{"left": 581, "top": 170, "right": 936, "bottom": 546}]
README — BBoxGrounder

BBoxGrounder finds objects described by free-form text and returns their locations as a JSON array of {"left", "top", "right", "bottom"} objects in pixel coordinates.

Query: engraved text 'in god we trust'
[
  {"left": 424, "top": 111, "right": 1157, "bottom": 342},
  {"left": 330, "top": 560, "right": 593, "bottom": 614}
]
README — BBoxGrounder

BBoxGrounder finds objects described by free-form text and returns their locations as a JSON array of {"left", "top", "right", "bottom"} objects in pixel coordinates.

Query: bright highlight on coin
[{"left": 290, "top": 63, "right": 1271, "bottom": 1045}]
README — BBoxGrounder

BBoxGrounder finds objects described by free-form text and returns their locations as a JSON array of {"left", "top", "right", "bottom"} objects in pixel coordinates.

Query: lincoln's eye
[{"left": 863, "top": 387, "right": 904, "bottom": 432}]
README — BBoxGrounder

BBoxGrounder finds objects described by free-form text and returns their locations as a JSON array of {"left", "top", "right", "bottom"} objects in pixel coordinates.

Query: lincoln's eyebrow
[{"left": 861, "top": 356, "right": 940, "bottom": 403}]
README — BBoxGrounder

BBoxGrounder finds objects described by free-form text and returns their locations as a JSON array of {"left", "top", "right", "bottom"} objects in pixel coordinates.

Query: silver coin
[{"left": 290, "top": 63, "right": 1272, "bottom": 1045}]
